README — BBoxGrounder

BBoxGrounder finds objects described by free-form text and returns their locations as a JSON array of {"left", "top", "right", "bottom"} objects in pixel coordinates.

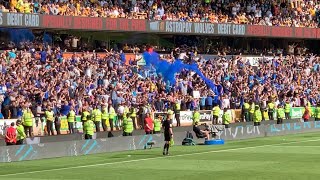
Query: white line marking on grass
[
  {"left": 271, "top": 145, "right": 320, "bottom": 147},
  {"left": 1, "top": 138, "right": 320, "bottom": 177}
]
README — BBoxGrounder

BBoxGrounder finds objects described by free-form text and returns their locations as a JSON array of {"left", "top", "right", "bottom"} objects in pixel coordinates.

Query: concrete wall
[{"left": 1, "top": 120, "right": 320, "bottom": 163}]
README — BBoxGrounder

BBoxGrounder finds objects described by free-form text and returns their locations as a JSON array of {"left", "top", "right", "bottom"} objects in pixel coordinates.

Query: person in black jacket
[{"left": 162, "top": 114, "right": 173, "bottom": 156}]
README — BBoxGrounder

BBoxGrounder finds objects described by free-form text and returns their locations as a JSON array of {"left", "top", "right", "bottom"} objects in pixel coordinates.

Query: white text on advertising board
[
  {"left": 217, "top": 125, "right": 261, "bottom": 139},
  {"left": 5, "top": 13, "right": 39, "bottom": 27},
  {"left": 218, "top": 24, "right": 245, "bottom": 35},
  {"left": 165, "top": 21, "right": 245, "bottom": 35},
  {"left": 194, "top": 23, "right": 215, "bottom": 34},
  {"left": 166, "top": 21, "right": 192, "bottom": 33}
]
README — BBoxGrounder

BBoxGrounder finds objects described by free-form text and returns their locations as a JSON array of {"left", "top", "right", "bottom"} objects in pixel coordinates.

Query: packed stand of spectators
[
  {"left": 1, "top": 0, "right": 320, "bottom": 27},
  {"left": 0, "top": 40, "right": 319, "bottom": 124}
]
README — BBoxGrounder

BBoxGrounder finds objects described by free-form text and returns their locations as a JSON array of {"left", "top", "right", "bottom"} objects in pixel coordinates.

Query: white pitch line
[
  {"left": 1, "top": 138, "right": 320, "bottom": 177},
  {"left": 270, "top": 145, "right": 320, "bottom": 147}
]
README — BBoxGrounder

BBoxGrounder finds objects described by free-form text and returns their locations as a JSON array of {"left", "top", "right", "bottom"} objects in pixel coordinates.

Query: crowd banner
[{"left": 0, "top": 12, "right": 319, "bottom": 39}]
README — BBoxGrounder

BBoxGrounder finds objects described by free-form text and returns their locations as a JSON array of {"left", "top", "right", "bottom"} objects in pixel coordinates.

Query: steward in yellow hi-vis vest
[
  {"left": 211, "top": 104, "right": 220, "bottom": 124},
  {"left": 276, "top": 104, "right": 285, "bottom": 124},
  {"left": 222, "top": 108, "right": 231, "bottom": 128},
  {"left": 193, "top": 109, "right": 200, "bottom": 125},
  {"left": 83, "top": 118, "right": 94, "bottom": 140},
  {"left": 285, "top": 100, "right": 291, "bottom": 120},
  {"left": 93, "top": 105, "right": 102, "bottom": 132},
  {"left": 122, "top": 114, "right": 134, "bottom": 136},
  {"left": 242, "top": 100, "right": 250, "bottom": 122},
  {"left": 22, "top": 105, "right": 34, "bottom": 137},
  {"left": 101, "top": 104, "right": 109, "bottom": 132},
  {"left": 262, "top": 106, "right": 269, "bottom": 121},
  {"left": 109, "top": 105, "right": 116, "bottom": 131},
  {"left": 45, "top": 106, "right": 54, "bottom": 136},
  {"left": 315, "top": 103, "right": 320, "bottom": 121},
  {"left": 249, "top": 101, "right": 255, "bottom": 122},
  {"left": 153, "top": 115, "right": 162, "bottom": 134},
  {"left": 253, "top": 105, "right": 262, "bottom": 126},
  {"left": 267, "top": 101, "right": 275, "bottom": 121},
  {"left": 129, "top": 106, "right": 138, "bottom": 130},
  {"left": 174, "top": 100, "right": 181, "bottom": 127},
  {"left": 67, "top": 106, "right": 76, "bottom": 134}
]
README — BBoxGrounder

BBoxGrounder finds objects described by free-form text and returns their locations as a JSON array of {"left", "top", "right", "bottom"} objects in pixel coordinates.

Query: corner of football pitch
[{"left": 1, "top": 132, "right": 320, "bottom": 180}]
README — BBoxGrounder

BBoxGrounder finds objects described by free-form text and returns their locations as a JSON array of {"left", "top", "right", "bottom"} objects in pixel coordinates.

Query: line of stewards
[
  {"left": 81, "top": 106, "right": 109, "bottom": 133},
  {"left": 5, "top": 120, "right": 26, "bottom": 146},
  {"left": 122, "top": 113, "right": 162, "bottom": 136}
]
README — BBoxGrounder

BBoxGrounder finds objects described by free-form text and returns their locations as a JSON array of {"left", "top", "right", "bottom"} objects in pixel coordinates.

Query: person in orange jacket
[{"left": 302, "top": 105, "right": 311, "bottom": 122}]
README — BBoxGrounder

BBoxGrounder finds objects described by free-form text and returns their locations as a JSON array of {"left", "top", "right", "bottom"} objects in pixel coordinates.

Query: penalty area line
[{"left": 1, "top": 138, "right": 320, "bottom": 177}]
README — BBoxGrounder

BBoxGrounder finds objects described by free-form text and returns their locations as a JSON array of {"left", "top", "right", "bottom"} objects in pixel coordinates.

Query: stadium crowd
[
  {"left": 0, "top": 40, "right": 319, "bottom": 129},
  {"left": 0, "top": 0, "right": 319, "bottom": 27}
]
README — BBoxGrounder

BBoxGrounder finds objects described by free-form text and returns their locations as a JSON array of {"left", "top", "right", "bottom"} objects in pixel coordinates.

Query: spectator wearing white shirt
[
  {"left": 157, "top": 6, "right": 164, "bottom": 17},
  {"left": 0, "top": 83, "right": 7, "bottom": 95},
  {"left": 222, "top": 96, "right": 230, "bottom": 110},
  {"left": 117, "top": 103, "right": 125, "bottom": 130}
]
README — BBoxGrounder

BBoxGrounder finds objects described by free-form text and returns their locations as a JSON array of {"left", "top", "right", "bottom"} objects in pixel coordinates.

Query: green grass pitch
[{"left": 1, "top": 132, "right": 320, "bottom": 180}]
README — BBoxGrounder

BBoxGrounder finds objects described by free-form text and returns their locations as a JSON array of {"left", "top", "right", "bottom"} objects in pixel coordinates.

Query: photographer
[{"left": 193, "top": 122, "right": 210, "bottom": 140}]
